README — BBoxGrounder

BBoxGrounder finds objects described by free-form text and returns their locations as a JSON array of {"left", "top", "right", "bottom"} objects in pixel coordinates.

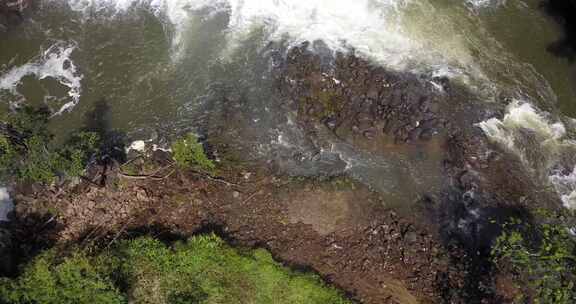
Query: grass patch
[{"left": 0, "top": 234, "right": 350, "bottom": 304}]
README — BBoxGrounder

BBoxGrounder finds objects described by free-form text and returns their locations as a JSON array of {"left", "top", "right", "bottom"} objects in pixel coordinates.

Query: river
[{"left": 1, "top": 0, "right": 576, "bottom": 209}]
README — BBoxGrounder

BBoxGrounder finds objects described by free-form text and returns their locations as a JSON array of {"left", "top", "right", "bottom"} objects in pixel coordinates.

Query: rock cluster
[{"left": 278, "top": 46, "right": 448, "bottom": 145}]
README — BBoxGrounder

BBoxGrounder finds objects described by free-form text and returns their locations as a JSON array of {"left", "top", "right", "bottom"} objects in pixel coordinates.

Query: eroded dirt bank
[{"left": 10, "top": 154, "right": 457, "bottom": 304}]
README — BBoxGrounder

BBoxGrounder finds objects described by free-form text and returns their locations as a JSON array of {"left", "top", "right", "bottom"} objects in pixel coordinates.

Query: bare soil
[{"left": 11, "top": 154, "right": 462, "bottom": 304}]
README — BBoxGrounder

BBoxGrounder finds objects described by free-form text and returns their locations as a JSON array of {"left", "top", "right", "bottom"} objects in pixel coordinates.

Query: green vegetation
[
  {"left": 0, "top": 136, "right": 16, "bottom": 175},
  {"left": 492, "top": 218, "right": 576, "bottom": 304},
  {"left": 172, "top": 133, "right": 216, "bottom": 174},
  {"left": 0, "top": 251, "right": 123, "bottom": 304},
  {"left": 0, "top": 234, "right": 350, "bottom": 304},
  {"left": 0, "top": 106, "right": 100, "bottom": 184}
]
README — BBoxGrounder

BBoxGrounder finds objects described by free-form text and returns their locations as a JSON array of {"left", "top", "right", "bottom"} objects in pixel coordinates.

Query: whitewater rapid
[
  {"left": 478, "top": 99, "right": 576, "bottom": 210},
  {"left": 3, "top": 0, "right": 498, "bottom": 113},
  {"left": 2, "top": 0, "right": 547, "bottom": 102},
  {"left": 61, "top": 0, "right": 508, "bottom": 87},
  {"left": 0, "top": 42, "right": 82, "bottom": 115}
]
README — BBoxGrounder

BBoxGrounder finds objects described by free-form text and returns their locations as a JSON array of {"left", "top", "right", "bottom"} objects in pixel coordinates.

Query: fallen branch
[
  {"left": 106, "top": 221, "right": 131, "bottom": 249},
  {"left": 80, "top": 224, "right": 105, "bottom": 247},
  {"left": 119, "top": 169, "right": 176, "bottom": 180},
  {"left": 241, "top": 189, "right": 262, "bottom": 205},
  {"left": 119, "top": 163, "right": 175, "bottom": 180},
  {"left": 190, "top": 170, "right": 239, "bottom": 187},
  {"left": 120, "top": 155, "right": 144, "bottom": 169},
  {"left": 80, "top": 175, "right": 103, "bottom": 188},
  {"left": 118, "top": 159, "right": 238, "bottom": 186}
]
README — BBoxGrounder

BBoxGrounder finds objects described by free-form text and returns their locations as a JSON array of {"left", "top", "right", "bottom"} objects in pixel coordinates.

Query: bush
[
  {"left": 2, "top": 106, "right": 51, "bottom": 140},
  {"left": 0, "top": 251, "right": 124, "bottom": 304},
  {"left": 492, "top": 218, "right": 576, "bottom": 303},
  {"left": 11, "top": 132, "right": 100, "bottom": 184},
  {"left": 0, "top": 136, "right": 16, "bottom": 176},
  {"left": 171, "top": 134, "right": 216, "bottom": 174},
  {"left": 16, "top": 135, "right": 62, "bottom": 184},
  {"left": 58, "top": 132, "right": 101, "bottom": 178},
  {"left": 0, "top": 106, "right": 101, "bottom": 183},
  {"left": 0, "top": 234, "right": 350, "bottom": 304}
]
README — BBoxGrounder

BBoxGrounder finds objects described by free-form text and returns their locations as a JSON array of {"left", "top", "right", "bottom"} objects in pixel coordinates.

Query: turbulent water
[{"left": 2, "top": 0, "right": 576, "bottom": 208}]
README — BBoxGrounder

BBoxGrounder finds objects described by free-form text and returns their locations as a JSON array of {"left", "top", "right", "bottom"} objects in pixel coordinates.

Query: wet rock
[
  {"left": 277, "top": 46, "right": 453, "bottom": 147},
  {"left": 367, "top": 86, "right": 380, "bottom": 100},
  {"left": 408, "top": 128, "right": 423, "bottom": 142},
  {"left": 419, "top": 129, "right": 435, "bottom": 141},
  {"left": 363, "top": 129, "right": 376, "bottom": 140},
  {"left": 324, "top": 116, "right": 338, "bottom": 129}
]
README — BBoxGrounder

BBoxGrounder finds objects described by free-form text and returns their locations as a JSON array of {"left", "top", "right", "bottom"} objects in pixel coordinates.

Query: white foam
[
  {"left": 477, "top": 100, "right": 567, "bottom": 164},
  {"left": 478, "top": 100, "right": 576, "bottom": 209},
  {"left": 549, "top": 166, "right": 576, "bottom": 210},
  {"left": 0, "top": 42, "right": 83, "bottom": 115},
  {"left": 152, "top": 144, "right": 171, "bottom": 152},
  {"left": 218, "top": 0, "right": 489, "bottom": 86},
  {"left": 0, "top": 188, "right": 13, "bottom": 222},
  {"left": 127, "top": 140, "right": 146, "bottom": 153},
  {"left": 465, "top": 0, "right": 506, "bottom": 10},
  {"left": 64, "top": 0, "right": 225, "bottom": 59},
  {"left": 223, "top": 0, "right": 410, "bottom": 60},
  {"left": 59, "top": 0, "right": 493, "bottom": 86}
]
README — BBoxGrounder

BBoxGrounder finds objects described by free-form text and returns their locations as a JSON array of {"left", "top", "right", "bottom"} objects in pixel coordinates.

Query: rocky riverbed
[{"left": 3, "top": 46, "right": 567, "bottom": 303}]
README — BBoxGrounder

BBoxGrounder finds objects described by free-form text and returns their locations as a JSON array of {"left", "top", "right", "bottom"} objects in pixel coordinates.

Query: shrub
[
  {"left": 11, "top": 132, "right": 100, "bottom": 184},
  {"left": 0, "top": 251, "right": 124, "bottom": 304},
  {"left": 171, "top": 133, "right": 216, "bottom": 174},
  {"left": 492, "top": 219, "right": 576, "bottom": 304},
  {"left": 2, "top": 105, "right": 51, "bottom": 139},
  {"left": 0, "top": 234, "right": 350, "bottom": 304},
  {"left": 59, "top": 132, "right": 101, "bottom": 177},
  {"left": 16, "top": 135, "right": 62, "bottom": 184},
  {"left": 0, "top": 136, "right": 16, "bottom": 176},
  {"left": 0, "top": 106, "right": 101, "bottom": 183}
]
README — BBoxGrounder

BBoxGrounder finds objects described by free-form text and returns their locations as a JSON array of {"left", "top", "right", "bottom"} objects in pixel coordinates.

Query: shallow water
[{"left": 1, "top": 0, "right": 576, "bottom": 207}]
